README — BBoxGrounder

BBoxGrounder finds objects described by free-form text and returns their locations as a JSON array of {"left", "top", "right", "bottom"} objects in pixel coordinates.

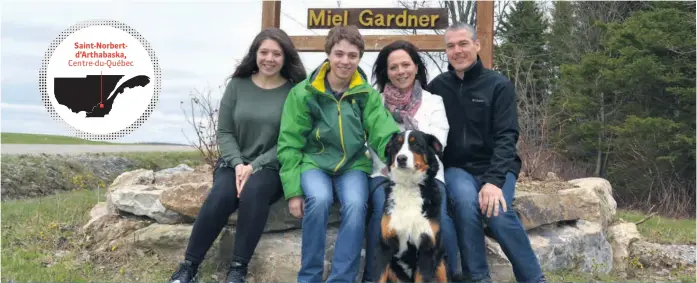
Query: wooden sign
[{"left": 307, "top": 8, "right": 448, "bottom": 29}]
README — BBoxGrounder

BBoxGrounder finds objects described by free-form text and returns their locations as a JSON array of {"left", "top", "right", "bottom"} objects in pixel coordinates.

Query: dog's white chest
[{"left": 387, "top": 184, "right": 433, "bottom": 255}]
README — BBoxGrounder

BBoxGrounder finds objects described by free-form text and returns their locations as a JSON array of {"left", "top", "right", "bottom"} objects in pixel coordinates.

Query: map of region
[{"left": 53, "top": 75, "right": 151, "bottom": 117}]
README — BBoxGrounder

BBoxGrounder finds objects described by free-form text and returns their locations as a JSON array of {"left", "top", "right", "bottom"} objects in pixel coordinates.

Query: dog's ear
[
  {"left": 384, "top": 132, "right": 398, "bottom": 169},
  {"left": 425, "top": 133, "right": 444, "bottom": 160}
]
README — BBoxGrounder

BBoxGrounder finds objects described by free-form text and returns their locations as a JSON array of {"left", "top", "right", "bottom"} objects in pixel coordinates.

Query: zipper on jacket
[
  {"left": 333, "top": 97, "right": 347, "bottom": 173},
  {"left": 460, "top": 81, "right": 467, "bottom": 146},
  {"left": 313, "top": 84, "right": 368, "bottom": 174},
  {"left": 315, "top": 128, "right": 325, "bottom": 154}
]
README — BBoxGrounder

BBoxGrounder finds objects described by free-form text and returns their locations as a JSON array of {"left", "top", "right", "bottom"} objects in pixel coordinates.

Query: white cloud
[{"left": 1, "top": 102, "right": 45, "bottom": 112}]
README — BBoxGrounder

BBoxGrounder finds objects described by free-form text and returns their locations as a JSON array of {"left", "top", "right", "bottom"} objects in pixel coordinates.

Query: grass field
[
  {"left": 2, "top": 186, "right": 695, "bottom": 282},
  {"left": 1, "top": 151, "right": 218, "bottom": 282},
  {"left": 1, "top": 132, "right": 189, "bottom": 145},
  {"left": 1, "top": 133, "right": 123, "bottom": 145},
  {"left": 617, "top": 210, "right": 696, "bottom": 245}
]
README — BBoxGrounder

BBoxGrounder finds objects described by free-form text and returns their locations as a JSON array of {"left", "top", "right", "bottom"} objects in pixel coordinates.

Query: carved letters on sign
[{"left": 307, "top": 8, "right": 448, "bottom": 29}]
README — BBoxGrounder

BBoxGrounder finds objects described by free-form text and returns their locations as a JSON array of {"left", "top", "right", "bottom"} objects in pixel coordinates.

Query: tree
[
  {"left": 554, "top": 6, "right": 696, "bottom": 216},
  {"left": 494, "top": 1, "right": 553, "bottom": 178}
]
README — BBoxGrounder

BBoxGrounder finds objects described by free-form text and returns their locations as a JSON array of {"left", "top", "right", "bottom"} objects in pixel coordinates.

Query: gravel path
[{"left": 1, "top": 144, "right": 196, "bottom": 155}]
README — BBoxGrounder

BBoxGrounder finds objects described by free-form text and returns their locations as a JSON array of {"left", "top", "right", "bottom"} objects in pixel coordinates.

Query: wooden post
[
  {"left": 261, "top": 1, "right": 281, "bottom": 29},
  {"left": 476, "top": 0, "right": 494, "bottom": 69}
]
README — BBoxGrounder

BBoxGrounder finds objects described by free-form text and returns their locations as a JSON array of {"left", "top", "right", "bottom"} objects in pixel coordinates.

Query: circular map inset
[{"left": 39, "top": 19, "right": 161, "bottom": 141}]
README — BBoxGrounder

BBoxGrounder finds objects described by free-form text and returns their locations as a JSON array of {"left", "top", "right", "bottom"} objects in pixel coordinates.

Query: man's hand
[
  {"left": 479, "top": 183, "right": 508, "bottom": 217},
  {"left": 288, "top": 196, "right": 305, "bottom": 218},
  {"left": 235, "top": 164, "right": 254, "bottom": 197}
]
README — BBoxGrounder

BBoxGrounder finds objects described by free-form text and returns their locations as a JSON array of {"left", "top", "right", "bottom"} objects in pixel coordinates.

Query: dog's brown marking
[
  {"left": 429, "top": 219, "right": 440, "bottom": 243},
  {"left": 435, "top": 260, "right": 448, "bottom": 282},
  {"left": 380, "top": 215, "right": 396, "bottom": 240},
  {"left": 377, "top": 266, "right": 400, "bottom": 283},
  {"left": 413, "top": 152, "right": 429, "bottom": 172},
  {"left": 409, "top": 135, "right": 415, "bottom": 143},
  {"left": 414, "top": 270, "right": 423, "bottom": 283}
]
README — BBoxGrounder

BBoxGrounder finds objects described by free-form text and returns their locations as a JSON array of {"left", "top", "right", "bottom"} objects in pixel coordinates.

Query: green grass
[
  {"left": 1, "top": 132, "right": 126, "bottom": 145},
  {"left": 617, "top": 209, "right": 696, "bottom": 244},
  {"left": 1, "top": 189, "right": 226, "bottom": 282},
  {"left": 546, "top": 269, "right": 696, "bottom": 283},
  {"left": 1, "top": 151, "right": 207, "bottom": 200},
  {"left": 1, "top": 151, "right": 220, "bottom": 282}
]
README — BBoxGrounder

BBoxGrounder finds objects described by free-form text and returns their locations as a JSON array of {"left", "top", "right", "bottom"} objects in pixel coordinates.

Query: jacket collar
[
  {"left": 447, "top": 54, "right": 483, "bottom": 82},
  {"left": 308, "top": 59, "right": 367, "bottom": 94}
]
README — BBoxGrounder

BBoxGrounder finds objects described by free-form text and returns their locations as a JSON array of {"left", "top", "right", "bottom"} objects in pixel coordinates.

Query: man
[
  {"left": 277, "top": 25, "right": 399, "bottom": 283},
  {"left": 426, "top": 22, "right": 547, "bottom": 283}
]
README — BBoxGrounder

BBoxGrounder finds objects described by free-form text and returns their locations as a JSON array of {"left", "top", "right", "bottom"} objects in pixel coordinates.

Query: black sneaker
[
  {"left": 225, "top": 260, "right": 248, "bottom": 283},
  {"left": 169, "top": 260, "right": 200, "bottom": 283}
]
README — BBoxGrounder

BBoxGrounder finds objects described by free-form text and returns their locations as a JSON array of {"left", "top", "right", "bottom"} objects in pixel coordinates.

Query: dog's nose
[{"left": 397, "top": 155, "right": 407, "bottom": 167}]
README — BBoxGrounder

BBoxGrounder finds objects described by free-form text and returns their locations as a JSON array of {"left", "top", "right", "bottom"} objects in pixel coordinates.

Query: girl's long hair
[{"left": 231, "top": 28, "right": 307, "bottom": 84}]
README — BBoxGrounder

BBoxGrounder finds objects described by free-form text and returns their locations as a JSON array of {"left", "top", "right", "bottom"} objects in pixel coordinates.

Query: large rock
[
  {"left": 110, "top": 184, "right": 189, "bottom": 224},
  {"left": 105, "top": 165, "right": 342, "bottom": 232},
  {"left": 94, "top": 166, "right": 627, "bottom": 282},
  {"left": 629, "top": 240, "right": 696, "bottom": 270},
  {"left": 514, "top": 178, "right": 617, "bottom": 230},
  {"left": 607, "top": 222, "right": 641, "bottom": 272},
  {"left": 567, "top": 178, "right": 617, "bottom": 225},
  {"left": 155, "top": 172, "right": 341, "bottom": 232},
  {"left": 487, "top": 220, "right": 613, "bottom": 282}
]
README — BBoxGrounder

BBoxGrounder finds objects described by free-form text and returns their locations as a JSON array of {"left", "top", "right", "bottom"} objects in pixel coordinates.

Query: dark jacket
[{"left": 426, "top": 56, "right": 521, "bottom": 188}]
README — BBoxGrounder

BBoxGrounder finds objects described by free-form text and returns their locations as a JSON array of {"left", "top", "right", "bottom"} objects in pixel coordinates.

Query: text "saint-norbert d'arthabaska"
[{"left": 74, "top": 42, "right": 128, "bottom": 49}]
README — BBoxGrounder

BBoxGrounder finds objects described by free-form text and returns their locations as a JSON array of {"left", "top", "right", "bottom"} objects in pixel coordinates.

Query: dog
[{"left": 373, "top": 129, "right": 449, "bottom": 283}]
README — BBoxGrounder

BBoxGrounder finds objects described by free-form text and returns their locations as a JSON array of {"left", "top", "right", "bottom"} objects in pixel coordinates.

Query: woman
[
  {"left": 362, "top": 39, "right": 460, "bottom": 281},
  {"left": 167, "top": 27, "right": 306, "bottom": 283},
  {"left": 276, "top": 25, "right": 400, "bottom": 283}
]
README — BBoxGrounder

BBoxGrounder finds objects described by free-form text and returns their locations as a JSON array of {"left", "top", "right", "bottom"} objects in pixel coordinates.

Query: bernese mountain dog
[{"left": 374, "top": 129, "right": 449, "bottom": 283}]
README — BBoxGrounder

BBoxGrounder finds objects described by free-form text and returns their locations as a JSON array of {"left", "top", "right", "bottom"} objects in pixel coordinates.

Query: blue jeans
[
  {"left": 363, "top": 176, "right": 460, "bottom": 281},
  {"left": 298, "top": 169, "right": 369, "bottom": 283},
  {"left": 445, "top": 167, "right": 543, "bottom": 283}
]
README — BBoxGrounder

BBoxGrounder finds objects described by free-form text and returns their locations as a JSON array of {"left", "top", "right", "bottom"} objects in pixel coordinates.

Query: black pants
[{"left": 184, "top": 159, "right": 283, "bottom": 265}]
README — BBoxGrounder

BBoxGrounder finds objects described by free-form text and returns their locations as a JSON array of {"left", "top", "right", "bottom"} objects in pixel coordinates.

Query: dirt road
[{"left": 1, "top": 144, "right": 197, "bottom": 155}]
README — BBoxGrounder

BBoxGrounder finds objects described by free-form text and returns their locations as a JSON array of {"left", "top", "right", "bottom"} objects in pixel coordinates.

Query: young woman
[
  {"left": 167, "top": 27, "right": 306, "bottom": 283},
  {"left": 276, "top": 25, "right": 400, "bottom": 283},
  {"left": 362, "top": 39, "right": 460, "bottom": 281}
]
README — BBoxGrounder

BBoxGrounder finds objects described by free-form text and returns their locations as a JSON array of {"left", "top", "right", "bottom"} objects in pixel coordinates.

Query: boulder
[
  {"left": 514, "top": 178, "right": 617, "bottom": 231},
  {"left": 110, "top": 184, "right": 189, "bottom": 224},
  {"left": 106, "top": 164, "right": 341, "bottom": 232},
  {"left": 567, "top": 177, "right": 617, "bottom": 225},
  {"left": 487, "top": 220, "right": 613, "bottom": 282},
  {"left": 607, "top": 222, "right": 641, "bottom": 272},
  {"left": 92, "top": 165, "right": 631, "bottom": 282},
  {"left": 629, "top": 240, "right": 696, "bottom": 270}
]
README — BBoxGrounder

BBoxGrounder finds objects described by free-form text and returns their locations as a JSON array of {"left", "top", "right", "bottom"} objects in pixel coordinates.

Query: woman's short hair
[
  {"left": 371, "top": 40, "right": 429, "bottom": 92},
  {"left": 232, "top": 27, "right": 307, "bottom": 84},
  {"left": 324, "top": 25, "right": 365, "bottom": 58}
]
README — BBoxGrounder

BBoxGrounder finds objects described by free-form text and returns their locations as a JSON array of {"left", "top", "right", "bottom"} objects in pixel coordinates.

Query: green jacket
[{"left": 277, "top": 61, "right": 400, "bottom": 200}]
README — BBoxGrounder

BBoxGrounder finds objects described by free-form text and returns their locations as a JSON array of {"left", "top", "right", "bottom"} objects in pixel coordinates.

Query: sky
[{"left": 1, "top": 0, "right": 450, "bottom": 144}]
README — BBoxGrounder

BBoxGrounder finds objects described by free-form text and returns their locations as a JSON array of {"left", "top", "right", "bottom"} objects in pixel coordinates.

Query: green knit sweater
[{"left": 217, "top": 76, "right": 292, "bottom": 171}]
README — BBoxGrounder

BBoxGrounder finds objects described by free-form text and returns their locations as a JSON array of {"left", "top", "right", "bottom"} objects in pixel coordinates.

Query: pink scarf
[{"left": 382, "top": 80, "right": 422, "bottom": 130}]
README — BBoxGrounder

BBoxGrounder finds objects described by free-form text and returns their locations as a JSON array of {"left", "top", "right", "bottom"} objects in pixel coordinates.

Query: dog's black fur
[{"left": 373, "top": 130, "right": 449, "bottom": 283}]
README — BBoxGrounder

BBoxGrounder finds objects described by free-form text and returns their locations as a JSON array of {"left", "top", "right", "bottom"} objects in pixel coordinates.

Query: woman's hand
[
  {"left": 236, "top": 164, "right": 254, "bottom": 197},
  {"left": 288, "top": 196, "right": 305, "bottom": 218}
]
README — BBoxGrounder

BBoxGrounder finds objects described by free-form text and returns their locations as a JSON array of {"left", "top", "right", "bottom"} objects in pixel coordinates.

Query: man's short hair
[
  {"left": 445, "top": 22, "right": 477, "bottom": 41},
  {"left": 325, "top": 25, "right": 365, "bottom": 57}
]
